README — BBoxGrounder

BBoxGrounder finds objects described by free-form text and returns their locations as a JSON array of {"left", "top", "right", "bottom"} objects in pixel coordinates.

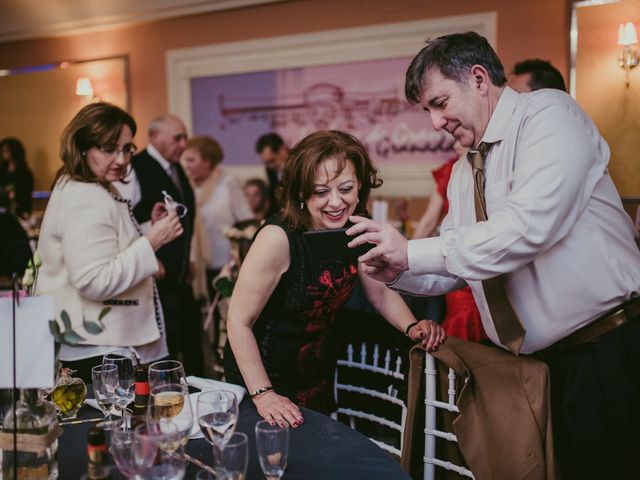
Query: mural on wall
[{"left": 191, "top": 57, "right": 455, "bottom": 166}]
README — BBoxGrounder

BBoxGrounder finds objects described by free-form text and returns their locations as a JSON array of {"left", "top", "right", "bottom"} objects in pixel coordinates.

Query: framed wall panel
[{"left": 167, "top": 14, "right": 497, "bottom": 197}]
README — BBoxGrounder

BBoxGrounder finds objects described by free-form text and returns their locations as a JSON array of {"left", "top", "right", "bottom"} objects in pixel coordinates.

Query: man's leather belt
[{"left": 545, "top": 296, "right": 640, "bottom": 351}]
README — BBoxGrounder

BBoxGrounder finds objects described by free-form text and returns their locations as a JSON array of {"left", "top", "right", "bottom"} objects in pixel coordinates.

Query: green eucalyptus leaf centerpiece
[{"left": 22, "top": 250, "right": 110, "bottom": 346}]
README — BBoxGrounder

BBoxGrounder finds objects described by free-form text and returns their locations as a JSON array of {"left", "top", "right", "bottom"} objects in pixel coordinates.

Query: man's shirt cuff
[{"left": 407, "top": 237, "right": 447, "bottom": 276}]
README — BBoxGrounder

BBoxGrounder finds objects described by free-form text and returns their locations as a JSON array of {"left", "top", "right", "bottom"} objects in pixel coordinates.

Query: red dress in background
[{"left": 431, "top": 159, "right": 487, "bottom": 343}]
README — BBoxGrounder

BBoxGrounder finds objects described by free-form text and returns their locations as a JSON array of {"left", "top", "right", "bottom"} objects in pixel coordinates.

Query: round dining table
[{"left": 57, "top": 394, "right": 411, "bottom": 479}]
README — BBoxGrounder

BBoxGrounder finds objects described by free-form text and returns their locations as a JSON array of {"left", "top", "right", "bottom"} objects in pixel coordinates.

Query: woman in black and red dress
[{"left": 224, "top": 130, "right": 446, "bottom": 428}]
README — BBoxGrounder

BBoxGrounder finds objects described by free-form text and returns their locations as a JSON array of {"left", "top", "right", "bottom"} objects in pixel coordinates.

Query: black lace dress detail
[{"left": 224, "top": 216, "right": 358, "bottom": 413}]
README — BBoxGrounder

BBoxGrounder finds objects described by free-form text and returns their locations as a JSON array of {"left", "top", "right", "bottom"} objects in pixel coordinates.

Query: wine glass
[
  {"left": 255, "top": 421, "right": 289, "bottom": 480},
  {"left": 197, "top": 390, "right": 238, "bottom": 448},
  {"left": 195, "top": 469, "right": 230, "bottom": 480},
  {"left": 214, "top": 432, "right": 248, "bottom": 480},
  {"left": 91, "top": 364, "right": 119, "bottom": 430},
  {"left": 148, "top": 360, "right": 187, "bottom": 389},
  {"left": 136, "top": 419, "right": 187, "bottom": 479},
  {"left": 110, "top": 426, "right": 156, "bottom": 479},
  {"left": 148, "top": 383, "right": 193, "bottom": 445},
  {"left": 102, "top": 352, "right": 137, "bottom": 429},
  {"left": 103, "top": 351, "right": 138, "bottom": 368}
]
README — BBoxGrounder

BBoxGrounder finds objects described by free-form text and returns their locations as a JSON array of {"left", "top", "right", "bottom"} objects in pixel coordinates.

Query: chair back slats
[
  {"left": 333, "top": 342, "right": 407, "bottom": 457},
  {"left": 423, "top": 352, "right": 475, "bottom": 480},
  {"left": 425, "top": 457, "right": 475, "bottom": 478},
  {"left": 370, "top": 438, "right": 402, "bottom": 457},
  {"left": 425, "top": 399, "right": 460, "bottom": 413},
  {"left": 336, "top": 342, "right": 405, "bottom": 380},
  {"left": 336, "top": 407, "right": 405, "bottom": 433},
  {"left": 395, "top": 356, "right": 403, "bottom": 376},
  {"left": 447, "top": 368, "right": 457, "bottom": 405},
  {"left": 334, "top": 382, "right": 405, "bottom": 407}
]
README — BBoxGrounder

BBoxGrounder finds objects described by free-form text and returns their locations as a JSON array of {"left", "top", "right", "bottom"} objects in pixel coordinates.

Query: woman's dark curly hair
[{"left": 280, "top": 130, "right": 382, "bottom": 230}]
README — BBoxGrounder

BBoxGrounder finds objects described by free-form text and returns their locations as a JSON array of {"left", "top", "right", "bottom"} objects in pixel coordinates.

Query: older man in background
[{"left": 117, "top": 114, "right": 203, "bottom": 375}]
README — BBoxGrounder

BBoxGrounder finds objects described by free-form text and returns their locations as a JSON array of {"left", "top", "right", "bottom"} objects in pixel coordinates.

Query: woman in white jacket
[{"left": 36, "top": 102, "right": 183, "bottom": 381}]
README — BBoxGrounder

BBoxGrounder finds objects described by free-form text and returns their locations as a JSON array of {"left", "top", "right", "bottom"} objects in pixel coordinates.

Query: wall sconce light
[
  {"left": 75, "top": 77, "right": 94, "bottom": 97},
  {"left": 618, "top": 21, "right": 638, "bottom": 87}
]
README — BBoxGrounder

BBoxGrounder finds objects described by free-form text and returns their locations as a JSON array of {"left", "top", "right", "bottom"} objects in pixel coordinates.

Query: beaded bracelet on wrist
[{"left": 250, "top": 386, "right": 274, "bottom": 398}]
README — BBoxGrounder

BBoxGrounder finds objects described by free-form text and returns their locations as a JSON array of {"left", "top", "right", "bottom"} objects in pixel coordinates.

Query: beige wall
[
  {"left": 0, "top": 58, "right": 128, "bottom": 190},
  {"left": 576, "top": 1, "right": 640, "bottom": 198},
  {"left": 0, "top": 0, "right": 571, "bottom": 191}
]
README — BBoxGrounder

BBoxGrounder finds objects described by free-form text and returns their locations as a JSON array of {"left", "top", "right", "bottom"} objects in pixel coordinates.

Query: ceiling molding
[{"left": 0, "top": 0, "right": 286, "bottom": 43}]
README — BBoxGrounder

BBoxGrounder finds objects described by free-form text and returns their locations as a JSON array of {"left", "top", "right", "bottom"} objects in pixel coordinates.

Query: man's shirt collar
[
  {"left": 479, "top": 86, "right": 519, "bottom": 145},
  {"left": 147, "top": 143, "right": 172, "bottom": 172}
]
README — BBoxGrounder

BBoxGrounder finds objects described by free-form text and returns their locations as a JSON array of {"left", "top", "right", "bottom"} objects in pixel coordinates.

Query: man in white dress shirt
[{"left": 348, "top": 32, "right": 640, "bottom": 479}]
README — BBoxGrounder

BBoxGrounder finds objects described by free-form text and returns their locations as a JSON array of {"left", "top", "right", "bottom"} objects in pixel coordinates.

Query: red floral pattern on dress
[{"left": 296, "top": 263, "right": 357, "bottom": 409}]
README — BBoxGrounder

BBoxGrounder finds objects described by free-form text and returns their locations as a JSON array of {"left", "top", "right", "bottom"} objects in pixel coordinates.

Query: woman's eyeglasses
[{"left": 97, "top": 143, "right": 138, "bottom": 159}]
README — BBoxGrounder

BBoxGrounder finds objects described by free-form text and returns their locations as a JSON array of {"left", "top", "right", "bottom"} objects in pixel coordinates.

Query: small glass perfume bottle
[{"left": 51, "top": 368, "right": 87, "bottom": 420}]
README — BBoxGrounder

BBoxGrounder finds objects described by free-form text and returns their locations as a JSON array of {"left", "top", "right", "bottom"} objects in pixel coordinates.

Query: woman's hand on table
[
  {"left": 409, "top": 320, "right": 446, "bottom": 352},
  {"left": 253, "top": 390, "right": 304, "bottom": 429},
  {"left": 145, "top": 210, "right": 183, "bottom": 251}
]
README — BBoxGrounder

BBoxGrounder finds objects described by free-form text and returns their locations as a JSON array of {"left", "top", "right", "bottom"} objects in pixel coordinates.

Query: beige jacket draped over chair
[{"left": 401, "top": 337, "right": 556, "bottom": 480}]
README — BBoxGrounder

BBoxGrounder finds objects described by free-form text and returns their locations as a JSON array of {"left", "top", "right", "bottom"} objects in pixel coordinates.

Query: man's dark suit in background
[{"left": 128, "top": 115, "right": 204, "bottom": 376}]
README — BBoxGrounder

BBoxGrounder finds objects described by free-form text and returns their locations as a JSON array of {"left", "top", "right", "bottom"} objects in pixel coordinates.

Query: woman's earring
[{"left": 299, "top": 202, "right": 304, "bottom": 210}]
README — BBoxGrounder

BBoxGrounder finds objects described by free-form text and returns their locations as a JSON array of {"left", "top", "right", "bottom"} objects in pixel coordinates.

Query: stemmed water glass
[
  {"left": 111, "top": 425, "right": 157, "bottom": 479},
  {"left": 255, "top": 421, "right": 289, "bottom": 480},
  {"left": 136, "top": 419, "right": 187, "bottom": 479},
  {"left": 214, "top": 432, "right": 248, "bottom": 480},
  {"left": 197, "top": 390, "right": 239, "bottom": 449},
  {"left": 148, "top": 383, "right": 194, "bottom": 445},
  {"left": 102, "top": 352, "right": 137, "bottom": 429},
  {"left": 91, "top": 364, "right": 119, "bottom": 430},
  {"left": 148, "top": 360, "right": 187, "bottom": 389}
]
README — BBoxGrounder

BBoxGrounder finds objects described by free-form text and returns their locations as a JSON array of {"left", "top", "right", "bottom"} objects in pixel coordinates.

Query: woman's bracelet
[
  {"left": 404, "top": 321, "right": 420, "bottom": 337},
  {"left": 250, "top": 385, "right": 274, "bottom": 398}
]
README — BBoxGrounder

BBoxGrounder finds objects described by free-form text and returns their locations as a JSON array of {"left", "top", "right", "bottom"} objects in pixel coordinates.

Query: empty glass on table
[
  {"left": 255, "top": 420, "right": 289, "bottom": 480},
  {"left": 214, "top": 432, "right": 248, "bottom": 480},
  {"left": 102, "top": 352, "right": 137, "bottom": 429},
  {"left": 197, "top": 390, "right": 239, "bottom": 448},
  {"left": 136, "top": 419, "right": 187, "bottom": 480},
  {"left": 111, "top": 425, "right": 157, "bottom": 478},
  {"left": 91, "top": 364, "right": 119, "bottom": 430},
  {"left": 195, "top": 469, "right": 231, "bottom": 480}
]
